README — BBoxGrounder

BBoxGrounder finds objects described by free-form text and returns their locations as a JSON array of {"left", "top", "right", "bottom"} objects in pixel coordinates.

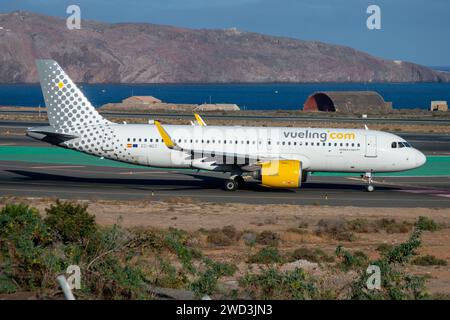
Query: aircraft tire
[{"left": 224, "top": 179, "right": 238, "bottom": 191}]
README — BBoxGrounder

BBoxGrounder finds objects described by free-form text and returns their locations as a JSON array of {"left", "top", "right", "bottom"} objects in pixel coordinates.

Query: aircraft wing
[{"left": 154, "top": 121, "right": 281, "bottom": 168}]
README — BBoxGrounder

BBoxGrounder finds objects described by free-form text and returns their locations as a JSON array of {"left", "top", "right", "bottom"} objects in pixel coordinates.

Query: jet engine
[{"left": 252, "top": 160, "right": 302, "bottom": 188}]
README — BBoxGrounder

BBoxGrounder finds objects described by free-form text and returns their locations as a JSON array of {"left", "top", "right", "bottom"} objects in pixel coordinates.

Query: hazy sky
[{"left": 2, "top": 0, "right": 449, "bottom": 66}]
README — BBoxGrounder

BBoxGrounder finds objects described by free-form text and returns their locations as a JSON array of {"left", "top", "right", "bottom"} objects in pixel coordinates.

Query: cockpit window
[{"left": 393, "top": 141, "right": 412, "bottom": 149}]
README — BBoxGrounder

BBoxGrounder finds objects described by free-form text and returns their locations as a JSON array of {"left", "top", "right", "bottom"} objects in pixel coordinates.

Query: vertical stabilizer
[{"left": 35, "top": 59, "right": 109, "bottom": 132}]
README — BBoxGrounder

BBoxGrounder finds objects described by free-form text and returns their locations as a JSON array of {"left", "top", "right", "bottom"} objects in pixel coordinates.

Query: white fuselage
[{"left": 52, "top": 124, "right": 425, "bottom": 174}]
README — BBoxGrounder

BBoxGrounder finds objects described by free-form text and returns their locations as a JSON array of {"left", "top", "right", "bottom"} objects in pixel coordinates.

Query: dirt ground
[{"left": 2, "top": 196, "right": 449, "bottom": 296}]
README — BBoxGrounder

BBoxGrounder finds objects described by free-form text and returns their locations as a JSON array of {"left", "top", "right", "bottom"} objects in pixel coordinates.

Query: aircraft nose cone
[{"left": 415, "top": 150, "right": 426, "bottom": 167}]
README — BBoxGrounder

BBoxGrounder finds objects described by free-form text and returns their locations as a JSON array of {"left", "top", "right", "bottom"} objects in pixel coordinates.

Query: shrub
[
  {"left": 207, "top": 231, "right": 233, "bottom": 246},
  {"left": 335, "top": 246, "right": 369, "bottom": 272},
  {"left": 0, "top": 203, "right": 54, "bottom": 290},
  {"left": 411, "top": 255, "right": 447, "bottom": 266},
  {"left": 248, "top": 247, "right": 283, "bottom": 264},
  {"left": 375, "top": 219, "right": 412, "bottom": 234},
  {"left": 289, "top": 247, "right": 334, "bottom": 263},
  {"left": 416, "top": 216, "right": 441, "bottom": 232},
  {"left": 349, "top": 226, "right": 429, "bottom": 300},
  {"left": 256, "top": 231, "right": 280, "bottom": 246},
  {"left": 347, "top": 218, "right": 377, "bottom": 233},
  {"left": 44, "top": 200, "right": 97, "bottom": 244},
  {"left": 316, "top": 218, "right": 355, "bottom": 241},
  {"left": 376, "top": 243, "right": 393, "bottom": 254},
  {"left": 206, "top": 226, "right": 240, "bottom": 247},
  {"left": 239, "top": 267, "right": 320, "bottom": 300},
  {"left": 191, "top": 258, "right": 236, "bottom": 298}
]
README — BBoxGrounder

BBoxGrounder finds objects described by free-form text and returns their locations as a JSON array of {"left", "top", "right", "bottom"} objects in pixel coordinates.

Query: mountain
[{"left": 0, "top": 11, "right": 449, "bottom": 84}]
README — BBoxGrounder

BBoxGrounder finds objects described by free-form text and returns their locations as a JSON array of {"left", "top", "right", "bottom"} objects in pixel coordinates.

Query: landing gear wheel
[
  {"left": 224, "top": 179, "right": 238, "bottom": 191},
  {"left": 363, "top": 172, "right": 375, "bottom": 192}
]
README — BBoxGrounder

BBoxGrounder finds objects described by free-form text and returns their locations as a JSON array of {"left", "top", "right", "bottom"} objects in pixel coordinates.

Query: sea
[{"left": 0, "top": 82, "right": 450, "bottom": 110}]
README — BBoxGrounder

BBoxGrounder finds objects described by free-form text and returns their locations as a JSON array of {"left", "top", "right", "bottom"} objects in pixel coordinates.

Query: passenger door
[{"left": 365, "top": 134, "right": 377, "bottom": 158}]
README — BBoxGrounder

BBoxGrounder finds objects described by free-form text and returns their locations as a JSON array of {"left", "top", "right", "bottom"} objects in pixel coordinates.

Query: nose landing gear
[{"left": 362, "top": 172, "right": 375, "bottom": 192}]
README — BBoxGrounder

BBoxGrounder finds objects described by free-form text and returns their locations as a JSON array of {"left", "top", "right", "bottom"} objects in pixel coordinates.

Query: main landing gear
[
  {"left": 363, "top": 172, "right": 375, "bottom": 192},
  {"left": 224, "top": 175, "right": 245, "bottom": 191}
]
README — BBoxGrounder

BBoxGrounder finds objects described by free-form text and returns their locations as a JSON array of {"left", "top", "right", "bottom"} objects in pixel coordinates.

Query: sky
[{"left": 1, "top": 0, "right": 449, "bottom": 66}]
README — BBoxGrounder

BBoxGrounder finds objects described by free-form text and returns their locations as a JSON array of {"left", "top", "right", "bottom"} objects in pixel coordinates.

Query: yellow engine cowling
[{"left": 256, "top": 160, "right": 302, "bottom": 188}]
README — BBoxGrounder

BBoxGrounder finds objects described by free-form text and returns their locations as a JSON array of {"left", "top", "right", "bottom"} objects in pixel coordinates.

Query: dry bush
[
  {"left": 205, "top": 225, "right": 241, "bottom": 247},
  {"left": 315, "top": 218, "right": 355, "bottom": 242},
  {"left": 256, "top": 230, "right": 280, "bottom": 246}
]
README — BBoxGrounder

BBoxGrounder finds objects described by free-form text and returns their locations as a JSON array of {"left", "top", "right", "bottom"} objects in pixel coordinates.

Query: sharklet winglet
[
  {"left": 194, "top": 113, "right": 207, "bottom": 126},
  {"left": 154, "top": 120, "right": 177, "bottom": 149}
]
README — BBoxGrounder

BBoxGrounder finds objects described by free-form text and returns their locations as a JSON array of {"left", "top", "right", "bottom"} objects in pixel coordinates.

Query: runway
[{"left": 1, "top": 160, "right": 450, "bottom": 207}]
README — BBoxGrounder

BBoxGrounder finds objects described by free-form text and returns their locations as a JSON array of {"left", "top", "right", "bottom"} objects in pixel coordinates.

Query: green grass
[{"left": 1, "top": 146, "right": 450, "bottom": 177}]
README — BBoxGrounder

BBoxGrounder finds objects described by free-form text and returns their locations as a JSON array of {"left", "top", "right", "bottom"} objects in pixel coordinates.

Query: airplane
[{"left": 27, "top": 60, "right": 426, "bottom": 192}]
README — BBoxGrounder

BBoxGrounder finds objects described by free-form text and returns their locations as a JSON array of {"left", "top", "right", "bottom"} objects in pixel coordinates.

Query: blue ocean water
[{"left": 0, "top": 82, "right": 450, "bottom": 110}]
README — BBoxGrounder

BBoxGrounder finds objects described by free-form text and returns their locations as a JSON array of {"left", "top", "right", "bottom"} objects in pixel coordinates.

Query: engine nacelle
[{"left": 253, "top": 160, "right": 302, "bottom": 188}]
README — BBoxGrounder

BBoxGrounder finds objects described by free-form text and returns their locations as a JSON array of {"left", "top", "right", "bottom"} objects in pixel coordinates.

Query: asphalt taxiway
[{"left": 1, "top": 159, "right": 450, "bottom": 207}]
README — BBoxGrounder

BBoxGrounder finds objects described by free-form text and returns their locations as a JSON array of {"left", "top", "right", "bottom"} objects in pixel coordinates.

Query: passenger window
[
  {"left": 133, "top": 138, "right": 136, "bottom": 142},
  {"left": 144, "top": 138, "right": 147, "bottom": 142},
  {"left": 127, "top": 138, "right": 130, "bottom": 142},
  {"left": 156, "top": 139, "right": 159, "bottom": 143},
  {"left": 357, "top": 143, "right": 360, "bottom": 147},
  {"left": 305, "top": 142, "right": 308, "bottom": 146},
  {"left": 150, "top": 139, "right": 153, "bottom": 142},
  {"left": 288, "top": 142, "right": 291, "bottom": 146},
  {"left": 340, "top": 143, "right": 343, "bottom": 147},
  {"left": 282, "top": 142, "right": 285, "bottom": 145},
  {"left": 294, "top": 142, "right": 297, "bottom": 146}
]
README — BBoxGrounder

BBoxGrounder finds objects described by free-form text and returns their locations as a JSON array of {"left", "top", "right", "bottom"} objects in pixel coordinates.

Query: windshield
[{"left": 391, "top": 141, "right": 412, "bottom": 148}]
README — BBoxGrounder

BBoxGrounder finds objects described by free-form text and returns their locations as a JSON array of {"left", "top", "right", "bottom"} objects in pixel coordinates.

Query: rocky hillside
[{"left": 1, "top": 11, "right": 449, "bottom": 83}]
